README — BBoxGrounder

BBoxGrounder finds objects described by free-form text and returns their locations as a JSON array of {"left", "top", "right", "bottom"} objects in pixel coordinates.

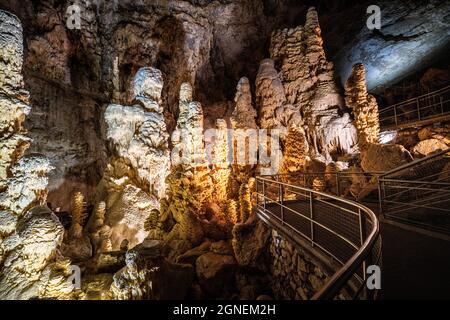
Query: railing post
[
  {"left": 256, "top": 178, "right": 259, "bottom": 208},
  {"left": 336, "top": 172, "right": 340, "bottom": 197},
  {"left": 262, "top": 180, "right": 266, "bottom": 211},
  {"left": 280, "top": 183, "right": 284, "bottom": 225},
  {"left": 417, "top": 99, "right": 421, "bottom": 120},
  {"left": 440, "top": 96, "right": 444, "bottom": 115},
  {"left": 309, "top": 190, "right": 314, "bottom": 247},
  {"left": 394, "top": 105, "right": 398, "bottom": 127},
  {"left": 378, "top": 178, "right": 383, "bottom": 214}
]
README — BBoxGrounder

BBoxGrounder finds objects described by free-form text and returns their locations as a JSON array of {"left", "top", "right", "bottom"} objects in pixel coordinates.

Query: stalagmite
[
  {"left": 98, "top": 67, "right": 171, "bottom": 250},
  {"left": 280, "top": 125, "right": 309, "bottom": 175},
  {"left": 345, "top": 63, "right": 380, "bottom": 148},
  {"left": 258, "top": 7, "right": 358, "bottom": 162},
  {"left": 0, "top": 11, "right": 74, "bottom": 300}
]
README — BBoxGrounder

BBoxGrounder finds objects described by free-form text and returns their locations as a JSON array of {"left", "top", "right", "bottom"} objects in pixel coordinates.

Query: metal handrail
[
  {"left": 379, "top": 85, "right": 450, "bottom": 129},
  {"left": 379, "top": 148, "right": 450, "bottom": 179},
  {"left": 261, "top": 171, "right": 382, "bottom": 201},
  {"left": 379, "top": 85, "right": 450, "bottom": 113},
  {"left": 378, "top": 148, "right": 450, "bottom": 233},
  {"left": 255, "top": 176, "right": 381, "bottom": 300}
]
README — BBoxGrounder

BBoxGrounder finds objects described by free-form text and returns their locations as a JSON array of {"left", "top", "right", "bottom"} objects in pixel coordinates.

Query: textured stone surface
[
  {"left": 0, "top": 206, "right": 74, "bottom": 299},
  {"left": 232, "top": 219, "right": 270, "bottom": 268},
  {"left": 110, "top": 240, "right": 194, "bottom": 300},
  {"left": 335, "top": 0, "right": 450, "bottom": 90},
  {"left": 270, "top": 230, "right": 330, "bottom": 300},
  {"left": 412, "top": 139, "right": 449, "bottom": 157},
  {"left": 361, "top": 143, "right": 413, "bottom": 173},
  {"left": 0, "top": 10, "right": 24, "bottom": 97},
  {"left": 345, "top": 63, "right": 380, "bottom": 148},
  {"left": 257, "top": 8, "right": 358, "bottom": 161},
  {"left": 105, "top": 67, "right": 170, "bottom": 199},
  {"left": 196, "top": 252, "right": 237, "bottom": 297}
]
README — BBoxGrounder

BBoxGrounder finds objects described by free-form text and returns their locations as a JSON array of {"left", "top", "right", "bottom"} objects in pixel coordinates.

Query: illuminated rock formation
[
  {"left": 255, "top": 59, "right": 291, "bottom": 130},
  {"left": 0, "top": 206, "right": 76, "bottom": 299},
  {"left": 61, "top": 192, "right": 92, "bottom": 262},
  {"left": 345, "top": 63, "right": 380, "bottom": 148},
  {"left": 0, "top": 12, "right": 76, "bottom": 300},
  {"left": 211, "top": 119, "right": 231, "bottom": 208},
  {"left": 280, "top": 125, "right": 309, "bottom": 177},
  {"left": 231, "top": 77, "right": 257, "bottom": 130},
  {"left": 111, "top": 240, "right": 194, "bottom": 300},
  {"left": 97, "top": 67, "right": 171, "bottom": 251},
  {"left": 104, "top": 67, "right": 170, "bottom": 199},
  {"left": 360, "top": 143, "right": 413, "bottom": 172},
  {"left": 257, "top": 7, "right": 358, "bottom": 161}
]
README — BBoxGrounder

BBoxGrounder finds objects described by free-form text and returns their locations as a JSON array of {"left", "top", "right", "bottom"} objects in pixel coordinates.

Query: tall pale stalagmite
[
  {"left": 258, "top": 7, "right": 358, "bottom": 161},
  {"left": 345, "top": 63, "right": 380, "bottom": 148},
  {"left": 0, "top": 10, "right": 74, "bottom": 300}
]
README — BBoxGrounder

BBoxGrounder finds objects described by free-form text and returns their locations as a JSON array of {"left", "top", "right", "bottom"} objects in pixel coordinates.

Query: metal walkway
[
  {"left": 378, "top": 148, "right": 450, "bottom": 234},
  {"left": 379, "top": 85, "right": 450, "bottom": 131},
  {"left": 255, "top": 177, "right": 382, "bottom": 300}
]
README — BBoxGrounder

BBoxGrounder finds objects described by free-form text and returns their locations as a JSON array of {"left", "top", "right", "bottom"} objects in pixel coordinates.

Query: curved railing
[{"left": 256, "top": 176, "right": 382, "bottom": 300}]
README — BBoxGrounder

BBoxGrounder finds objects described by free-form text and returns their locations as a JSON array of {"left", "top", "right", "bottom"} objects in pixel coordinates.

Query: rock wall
[
  {"left": 0, "top": 10, "right": 75, "bottom": 300},
  {"left": 269, "top": 230, "right": 332, "bottom": 300}
]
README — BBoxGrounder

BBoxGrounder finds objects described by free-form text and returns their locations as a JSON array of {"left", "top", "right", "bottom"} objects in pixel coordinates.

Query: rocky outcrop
[
  {"left": 0, "top": 206, "right": 75, "bottom": 299},
  {"left": 361, "top": 143, "right": 413, "bottom": 173},
  {"left": 196, "top": 252, "right": 237, "bottom": 297},
  {"left": 345, "top": 63, "right": 380, "bottom": 148},
  {"left": 232, "top": 219, "right": 270, "bottom": 268},
  {"left": 111, "top": 240, "right": 194, "bottom": 300},
  {"left": 413, "top": 139, "right": 449, "bottom": 157}
]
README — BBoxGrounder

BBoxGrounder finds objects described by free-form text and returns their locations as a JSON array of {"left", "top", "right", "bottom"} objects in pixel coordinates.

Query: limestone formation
[
  {"left": 0, "top": 10, "right": 25, "bottom": 98},
  {"left": 104, "top": 67, "right": 170, "bottom": 199},
  {"left": 231, "top": 77, "right": 257, "bottom": 130},
  {"left": 256, "top": 7, "right": 358, "bottom": 161},
  {"left": 69, "top": 192, "right": 87, "bottom": 238},
  {"left": 232, "top": 219, "right": 270, "bottom": 268},
  {"left": 345, "top": 63, "right": 380, "bottom": 148},
  {"left": 412, "top": 139, "right": 448, "bottom": 157},
  {"left": 111, "top": 240, "right": 194, "bottom": 300},
  {"left": 360, "top": 143, "right": 413, "bottom": 173},
  {"left": 98, "top": 67, "right": 171, "bottom": 251},
  {"left": 0, "top": 206, "right": 75, "bottom": 299},
  {"left": 0, "top": 11, "right": 53, "bottom": 224},
  {"left": 280, "top": 125, "right": 309, "bottom": 176},
  {"left": 238, "top": 183, "right": 252, "bottom": 224},
  {"left": 211, "top": 119, "right": 231, "bottom": 208},
  {"left": 173, "top": 83, "right": 206, "bottom": 168}
]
